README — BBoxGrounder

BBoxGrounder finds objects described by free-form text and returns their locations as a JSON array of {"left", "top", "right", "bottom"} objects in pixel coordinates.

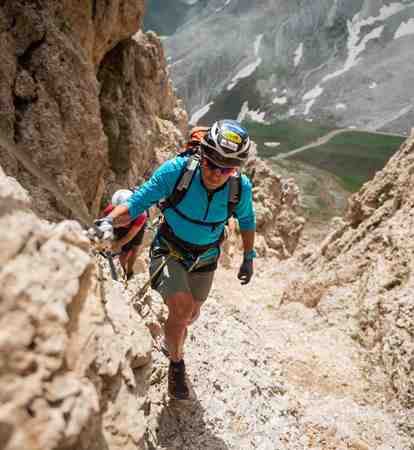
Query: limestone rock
[
  {"left": 98, "top": 30, "right": 187, "bottom": 195},
  {"left": 0, "top": 1, "right": 186, "bottom": 221},
  {"left": 282, "top": 134, "right": 414, "bottom": 410},
  {"left": 0, "top": 165, "right": 31, "bottom": 206},
  {"left": 245, "top": 150, "right": 305, "bottom": 258},
  {"left": 0, "top": 172, "right": 151, "bottom": 450}
]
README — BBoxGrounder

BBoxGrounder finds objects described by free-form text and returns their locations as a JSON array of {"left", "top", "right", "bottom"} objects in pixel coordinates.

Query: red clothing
[{"left": 103, "top": 204, "right": 147, "bottom": 229}]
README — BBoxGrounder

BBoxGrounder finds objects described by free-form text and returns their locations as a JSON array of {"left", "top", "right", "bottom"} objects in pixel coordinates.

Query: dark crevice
[
  {"left": 12, "top": 94, "right": 31, "bottom": 144},
  {"left": 12, "top": 33, "right": 45, "bottom": 143},
  {"left": 4, "top": 16, "right": 17, "bottom": 33},
  {"left": 92, "top": 0, "right": 97, "bottom": 20},
  {"left": 18, "top": 33, "right": 46, "bottom": 69}
]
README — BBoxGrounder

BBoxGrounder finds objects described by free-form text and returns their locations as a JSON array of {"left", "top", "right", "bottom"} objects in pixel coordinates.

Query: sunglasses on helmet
[{"left": 203, "top": 157, "right": 236, "bottom": 175}]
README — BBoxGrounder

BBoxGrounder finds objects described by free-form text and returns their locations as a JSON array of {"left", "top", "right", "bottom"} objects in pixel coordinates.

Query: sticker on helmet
[
  {"left": 220, "top": 138, "right": 239, "bottom": 151},
  {"left": 222, "top": 130, "right": 242, "bottom": 144}
]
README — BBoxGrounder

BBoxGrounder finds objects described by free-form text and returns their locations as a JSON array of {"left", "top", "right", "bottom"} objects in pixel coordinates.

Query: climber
[
  {"left": 102, "top": 189, "right": 148, "bottom": 280},
  {"left": 94, "top": 120, "right": 257, "bottom": 400}
]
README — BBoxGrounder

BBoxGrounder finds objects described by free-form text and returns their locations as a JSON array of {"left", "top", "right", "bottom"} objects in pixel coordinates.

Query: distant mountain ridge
[{"left": 146, "top": 0, "right": 414, "bottom": 134}]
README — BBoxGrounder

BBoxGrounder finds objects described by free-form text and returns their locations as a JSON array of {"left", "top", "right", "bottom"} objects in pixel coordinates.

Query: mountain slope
[{"left": 148, "top": 0, "right": 414, "bottom": 133}]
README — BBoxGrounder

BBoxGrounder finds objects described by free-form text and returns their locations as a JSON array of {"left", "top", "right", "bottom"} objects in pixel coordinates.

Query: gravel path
[{"left": 142, "top": 257, "right": 410, "bottom": 450}]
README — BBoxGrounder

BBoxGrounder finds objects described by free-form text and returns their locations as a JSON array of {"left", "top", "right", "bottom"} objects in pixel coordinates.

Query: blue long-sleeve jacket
[{"left": 127, "top": 156, "right": 256, "bottom": 246}]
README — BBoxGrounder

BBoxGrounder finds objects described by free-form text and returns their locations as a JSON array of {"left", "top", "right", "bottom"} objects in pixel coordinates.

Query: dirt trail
[
  {"left": 138, "top": 255, "right": 409, "bottom": 450},
  {"left": 273, "top": 128, "right": 406, "bottom": 161}
]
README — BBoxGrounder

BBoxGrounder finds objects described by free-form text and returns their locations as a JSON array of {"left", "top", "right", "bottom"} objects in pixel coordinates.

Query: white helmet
[
  {"left": 111, "top": 189, "right": 133, "bottom": 206},
  {"left": 201, "top": 119, "right": 251, "bottom": 167}
]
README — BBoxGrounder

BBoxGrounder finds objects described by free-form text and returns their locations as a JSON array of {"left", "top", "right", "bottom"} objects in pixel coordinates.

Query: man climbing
[
  {"left": 94, "top": 120, "right": 256, "bottom": 400},
  {"left": 103, "top": 189, "right": 147, "bottom": 280}
]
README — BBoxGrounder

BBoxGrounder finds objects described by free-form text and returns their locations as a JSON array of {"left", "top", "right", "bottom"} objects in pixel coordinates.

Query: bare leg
[
  {"left": 189, "top": 301, "right": 203, "bottom": 325},
  {"left": 126, "top": 246, "right": 139, "bottom": 275},
  {"left": 119, "top": 250, "right": 128, "bottom": 273},
  {"left": 165, "top": 292, "right": 194, "bottom": 362}
]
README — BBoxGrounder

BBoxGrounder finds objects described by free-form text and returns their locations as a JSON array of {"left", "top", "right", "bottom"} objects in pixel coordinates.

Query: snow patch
[
  {"left": 294, "top": 43, "right": 304, "bottom": 67},
  {"left": 254, "top": 34, "right": 264, "bottom": 57},
  {"left": 273, "top": 96, "right": 287, "bottom": 105},
  {"left": 336, "top": 103, "right": 347, "bottom": 110},
  {"left": 227, "top": 60, "right": 262, "bottom": 90},
  {"left": 322, "top": 3, "right": 412, "bottom": 83},
  {"left": 394, "top": 18, "right": 414, "bottom": 39},
  {"left": 301, "top": 3, "right": 411, "bottom": 116},
  {"left": 289, "top": 108, "right": 296, "bottom": 117},
  {"left": 237, "top": 101, "right": 267, "bottom": 123},
  {"left": 322, "top": 25, "right": 384, "bottom": 83},
  {"left": 303, "top": 85, "right": 324, "bottom": 115},
  {"left": 215, "top": 0, "right": 231, "bottom": 13},
  {"left": 190, "top": 102, "right": 214, "bottom": 125},
  {"left": 264, "top": 142, "right": 281, "bottom": 148},
  {"left": 227, "top": 34, "right": 263, "bottom": 90}
]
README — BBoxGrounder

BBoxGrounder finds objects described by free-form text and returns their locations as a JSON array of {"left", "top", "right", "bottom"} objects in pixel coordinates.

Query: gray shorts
[{"left": 149, "top": 254, "right": 215, "bottom": 303}]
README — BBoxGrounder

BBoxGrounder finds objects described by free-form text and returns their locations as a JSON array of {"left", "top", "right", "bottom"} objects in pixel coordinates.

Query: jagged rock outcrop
[
  {"left": 0, "top": 0, "right": 186, "bottom": 222},
  {"left": 0, "top": 3, "right": 308, "bottom": 449},
  {"left": 221, "top": 146, "right": 304, "bottom": 264},
  {"left": 282, "top": 132, "right": 414, "bottom": 417},
  {"left": 0, "top": 171, "right": 152, "bottom": 450},
  {"left": 98, "top": 30, "right": 187, "bottom": 194},
  {"left": 245, "top": 151, "right": 304, "bottom": 258}
]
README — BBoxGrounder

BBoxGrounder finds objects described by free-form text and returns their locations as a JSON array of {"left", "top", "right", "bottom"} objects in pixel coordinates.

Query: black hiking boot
[{"left": 168, "top": 360, "right": 189, "bottom": 400}]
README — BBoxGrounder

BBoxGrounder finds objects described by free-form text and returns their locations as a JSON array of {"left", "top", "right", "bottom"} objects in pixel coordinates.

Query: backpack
[{"left": 160, "top": 127, "right": 242, "bottom": 228}]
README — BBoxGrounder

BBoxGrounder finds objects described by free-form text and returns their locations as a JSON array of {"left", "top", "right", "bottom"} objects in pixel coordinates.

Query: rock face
[
  {"left": 0, "top": 171, "right": 152, "bottom": 450},
  {"left": 282, "top": 132, "right": 414, "bottom": 411},
  {"left": 0, "top": 0, "right": 186, "bottom": 222},
  {"left": 149, "top": 0, "right": 414, "bottom": 133},
  {"left": 98, "top": 30, "right": 187, "bottom": 193},
  {"left": 244, "top": 148, "right": 304, "bottom": 259},
  {"left": 145, "top": 255, "right": 412, "bottom": 450}
]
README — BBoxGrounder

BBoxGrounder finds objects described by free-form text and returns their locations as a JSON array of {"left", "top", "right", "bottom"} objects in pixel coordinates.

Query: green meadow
[
  {"left": 291, "top": 131, "right": 405, "bottom": 192},
  {"left": 243, "top": 119, "right": 334, "bottom": 157},
  {"left": 244, "top": 120, "right": 404, "bottom": 193}
]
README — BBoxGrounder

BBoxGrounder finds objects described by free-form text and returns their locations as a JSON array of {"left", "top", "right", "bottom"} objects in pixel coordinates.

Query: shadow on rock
[{"left": 149, "top": 379, "right": 229, "bottom": 450}]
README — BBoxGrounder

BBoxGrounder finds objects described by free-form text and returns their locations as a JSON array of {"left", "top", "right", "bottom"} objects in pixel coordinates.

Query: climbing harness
[{"left": 131, "top": 238, "right": 184, "bottom": 302}]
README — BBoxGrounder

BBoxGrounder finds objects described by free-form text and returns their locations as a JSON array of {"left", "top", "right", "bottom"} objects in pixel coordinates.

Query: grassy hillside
[
  {"left": 292, "top": 131, "right": 405, "bottom": 192},
  {"left": 246, "top": 122, "right": 404, "bottom": 219},
  {"left": 243, "top": 119, "right": 335, "bottom": 157}
]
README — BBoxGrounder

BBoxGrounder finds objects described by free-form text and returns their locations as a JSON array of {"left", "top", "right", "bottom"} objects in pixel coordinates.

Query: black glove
[{"left": 237, "top": 258, "right": 253, "bottom": 285}]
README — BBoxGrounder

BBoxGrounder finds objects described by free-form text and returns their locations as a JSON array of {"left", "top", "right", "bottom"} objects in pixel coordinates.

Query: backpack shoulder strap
[
  {"left": 176, "top": 155, "right": 200, "bottom": 192},
  {"left": 162, "top": 154, "right": 201, "bottom": 209},
  {"left": 227, "top": 174, "right": 242, "bottom": 218}
]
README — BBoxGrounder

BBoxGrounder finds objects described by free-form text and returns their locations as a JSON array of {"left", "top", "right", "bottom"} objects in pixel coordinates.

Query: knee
[
  {"left": 167, "top": 293, "right": 194, "bottom": 325},
  {"left": 189, "top": 305, "right": 202, "bottom": 325}
]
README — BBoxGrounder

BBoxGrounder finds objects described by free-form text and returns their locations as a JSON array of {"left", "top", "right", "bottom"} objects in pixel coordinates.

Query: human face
[{"left": 201, "top": 157, "right": 237, "bottom": 189}]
